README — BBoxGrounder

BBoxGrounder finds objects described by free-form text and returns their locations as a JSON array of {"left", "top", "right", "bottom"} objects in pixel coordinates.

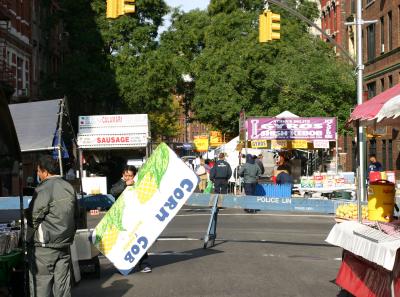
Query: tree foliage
[
  {"left": 44, "top": 0, "right": 355, "bottom": 138},
  {"left": 160, "top": 0, "right": 356, "bottom": 133}
]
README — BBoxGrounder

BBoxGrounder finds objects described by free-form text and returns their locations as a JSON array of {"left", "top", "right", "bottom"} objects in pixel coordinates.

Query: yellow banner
[
  {"left": 251, "top": 140, "right": 268, "bottom": 148},
  {"left": 209, "top": 131, "right": 224, "bottom": 147},
  {"left": 291, "top": 140, "right": 308, "bottom": 149},
  {"left": 271, "top": 140, "right": 287, "bottom": 149},
  {"left": 193, "top": 136, "right": 209, "bottom": 152}
]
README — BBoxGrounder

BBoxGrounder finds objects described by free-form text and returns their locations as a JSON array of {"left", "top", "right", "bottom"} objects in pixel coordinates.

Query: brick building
[
  {"left": 0, "top": 0, "right": 31, "bottom": 101},
  {"left": 360, "top": 0, "right": 400, "bottom": 173},
  {"left": 0, "top": 0, "right": 64, "bottom": 103},
  {"left": 319, "top": 0, "right": 400, "bottom": 173},
  {"left": 320, "top": 0, "right": 357, "bottom": 59},
  {"left": 172, "top": 94, "right": 209, "bottom": 144}
]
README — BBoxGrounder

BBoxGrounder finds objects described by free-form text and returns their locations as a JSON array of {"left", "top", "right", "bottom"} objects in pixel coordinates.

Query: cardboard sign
[
  {"left": 92, "top": 143, "right": 199, "bottom": 275},
  {"left": 271, "top": 140, "right": 287, "bottom": 149},
  {"left": 193, "top": 136, "right": 209, "bottom": 152},
  {"left": 251, "top": 139, "right": 268, "bottom": 148},
  {"left": 291, "top": 140, "right": 308, "bottom": 149},
  {"left": 313, "top": 140, "right": 330, "bottom": 149}
]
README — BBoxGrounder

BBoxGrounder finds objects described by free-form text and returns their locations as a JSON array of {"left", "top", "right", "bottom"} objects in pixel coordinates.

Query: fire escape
[{"left": 0, "top": 0, "right": 14, "bottom": 91}]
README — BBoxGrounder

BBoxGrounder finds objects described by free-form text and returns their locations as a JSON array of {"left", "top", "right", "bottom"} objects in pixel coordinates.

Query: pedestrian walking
[
  {"left": 195, "top": 159, "right": 208, "bottom": 192},
  {"left": 210, "top": 153, "right": 232, "bottom": 194},
  {"left": 26, "top": 155, "right": 77, "bottom": 297},
  {"left": 110, "top": 165, "right": 152, "bottom": 273}
]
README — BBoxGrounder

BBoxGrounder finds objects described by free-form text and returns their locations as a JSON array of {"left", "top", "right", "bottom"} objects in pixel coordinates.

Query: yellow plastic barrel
[{"left": 368, "top": 180, "right": 396, "bottom": 222}]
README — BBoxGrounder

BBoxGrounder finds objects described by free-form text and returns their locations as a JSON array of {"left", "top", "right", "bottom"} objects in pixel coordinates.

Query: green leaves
[{"left": 43, "top": 0, "right": 355, "bottom": 138}]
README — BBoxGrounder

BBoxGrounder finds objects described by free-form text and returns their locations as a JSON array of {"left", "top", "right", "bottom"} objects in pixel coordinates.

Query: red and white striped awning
[{"left": 350, "top": 83, "right": 400, "bottom": 123}]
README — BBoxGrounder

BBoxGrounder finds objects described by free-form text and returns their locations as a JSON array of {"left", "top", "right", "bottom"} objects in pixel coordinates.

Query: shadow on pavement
[
  {"left": 212, "top": 239, "right": 335, "bottom": 248},
  {"left": 73, "top": 278, "right": 133, "bottom": 297},
  {"left": 151, "top": 247, "right": 223, "bottom": 269}
]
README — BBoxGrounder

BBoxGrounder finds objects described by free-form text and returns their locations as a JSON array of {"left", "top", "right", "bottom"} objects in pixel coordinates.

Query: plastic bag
[{"left": 203, "top": 180, "right": 214, "bottom": 194}]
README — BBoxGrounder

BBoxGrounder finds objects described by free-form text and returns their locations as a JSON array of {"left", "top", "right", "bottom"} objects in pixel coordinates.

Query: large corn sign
[{"left": 92, "top": 143, "right": 199, "bottom": 274}]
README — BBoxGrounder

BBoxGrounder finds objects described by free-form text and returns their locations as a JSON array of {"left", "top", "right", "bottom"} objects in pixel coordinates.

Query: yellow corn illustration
[
  {"left": 136, "top": 173, "right": 157, "bottom": 204},
  {"left": 98, "top": 225, "right": 119, "bottom": 255}
]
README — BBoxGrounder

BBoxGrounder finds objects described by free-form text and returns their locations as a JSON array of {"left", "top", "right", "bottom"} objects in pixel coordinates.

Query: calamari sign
[{"left": 246, "top": 117, "right": 336, "bottom": 141}]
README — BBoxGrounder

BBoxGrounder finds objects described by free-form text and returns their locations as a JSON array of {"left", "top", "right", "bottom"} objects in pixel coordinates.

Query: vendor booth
[
  {"left": 327, "top": 83, "right": 400, "bottom": 297},
  {"left": 77, "top": 114, "right": 150, "bottom": 197},
  {"left": 243, "top": 111, "right": 356, "bottom": 198}
]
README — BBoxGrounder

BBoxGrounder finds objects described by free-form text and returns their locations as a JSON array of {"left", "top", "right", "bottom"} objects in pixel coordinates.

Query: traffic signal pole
[{"left": 344, "top": 1, "right": 376, "bottom": 222}]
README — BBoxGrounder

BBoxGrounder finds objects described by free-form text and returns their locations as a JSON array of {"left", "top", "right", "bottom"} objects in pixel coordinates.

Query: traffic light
[
  {"left": 121, "top": 0, "right": 135, "bottom": 15},
  {"left": 106, "top": 0, "right": 118, "bottom": 19},
  {"left": 106, "top": 0, "right": 135, "bottom": 19},
  {"left": 259, "top": 10, "right": 281, "bottom": 42}
]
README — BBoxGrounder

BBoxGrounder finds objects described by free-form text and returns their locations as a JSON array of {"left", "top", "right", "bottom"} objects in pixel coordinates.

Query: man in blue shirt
[{"left": 368, "top": 154, "right": 383, "bottom": 173}]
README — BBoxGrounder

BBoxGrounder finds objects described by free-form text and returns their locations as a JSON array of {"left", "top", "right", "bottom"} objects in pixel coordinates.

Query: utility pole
[{"left": 345, "top": 1, "right": 376, "bottom": 222}]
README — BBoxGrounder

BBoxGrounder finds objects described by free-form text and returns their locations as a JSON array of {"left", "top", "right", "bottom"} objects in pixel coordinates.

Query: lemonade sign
[{"left": 92, "top": 143, "right": 199, "bottom": 275}]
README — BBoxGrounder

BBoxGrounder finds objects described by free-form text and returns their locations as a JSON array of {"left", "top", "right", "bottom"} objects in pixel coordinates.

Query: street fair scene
[
  {"left": 5, "top": 0, "right": 400, "bottom": 296},
  {"left": 0, "top": 86, "right": 400, "bottom": 297}
]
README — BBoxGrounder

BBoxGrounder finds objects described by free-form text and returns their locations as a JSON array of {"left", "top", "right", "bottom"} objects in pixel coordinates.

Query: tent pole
[
  {"left": 335, "top": 120, "right": 339, "bottom": 174},
  {"left": 58, "top": 99, "right": 65, "bottom": 176}
]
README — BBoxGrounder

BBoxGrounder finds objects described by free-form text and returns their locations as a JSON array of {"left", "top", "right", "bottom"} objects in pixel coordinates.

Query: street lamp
[{"left": 181, "top": 74, "right": 194, "bottom": 144}]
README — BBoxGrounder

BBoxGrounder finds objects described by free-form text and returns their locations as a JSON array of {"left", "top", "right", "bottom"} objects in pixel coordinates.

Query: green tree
[{"left": 159, "top": 0, "right": 355, "bottom": 134}]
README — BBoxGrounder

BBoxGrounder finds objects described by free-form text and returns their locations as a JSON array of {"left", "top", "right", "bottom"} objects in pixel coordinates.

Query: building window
[
  {"left": 381, "top": 78, "right": 385, "bottom": 91},
  {"left": 369, "top": 138, "right": 377, "bottom": 157},
  {"left": 380, "top": 17, "right": 384, "bottom": 53},
  {"left": 382, "top": 140, "right": 387, "bottom": 170},
  {"left": 367, "top": 24, "right": 376, "bottom": 61},
  {"left": 389, "top": 75, "right": 393, "bottom": 87},
  {"left": 351, "top": 0, "right": 355, "bottom": 13},
  {"left": 388, "top": 11, "right": 393, "bottom": 51},
  {"left": 389, "top": 140, "right": 393, "bottom": 170},
  {"left": 367, "top": 81, "right": 376, "bottom": 98}
]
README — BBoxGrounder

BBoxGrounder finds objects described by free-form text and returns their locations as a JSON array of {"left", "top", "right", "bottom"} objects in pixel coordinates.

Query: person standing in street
[
  {"left": 110, "top": 165, "right": 152, "bottom": 273},
  {"left": 239, "top": 154, "right": 262, "bottom": 212},
  {"left": 26, "top": 155, "right": 77, "bottom": 297},
  {"left": 195, "top": 158, "right": 208, "bottom": 192},
  {"left": 110, "top": 165, "right": 137, "bottom": 199},
  {"left": 368, "top": 154, "right": 383, "bottom": 173},
  {"left": 255, "top": 154, "right": 265, "bottom": 175},
  {"left": 210, "top": 153, "right": 232, "bottom": 194},
  {"left": 276, "top": 165, "right": 293, "bottom": 186}
]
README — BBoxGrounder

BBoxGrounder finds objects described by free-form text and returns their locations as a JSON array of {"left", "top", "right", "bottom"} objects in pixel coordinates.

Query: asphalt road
[{"left": 73, "top": 208, "right": 343, "bottom": 297}]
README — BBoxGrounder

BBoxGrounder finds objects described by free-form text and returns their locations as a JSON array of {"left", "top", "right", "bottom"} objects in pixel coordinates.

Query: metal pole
[
  {"left": 244, "top": 111, "right": 248, "bottom": 156},
  {"left": 356, "top": 0, "right": 367, "bottom": 223},
  {"left": 335, "top": 118, "right": 339, "bottom": 174},
  {"left": 58, "top": 99, "right": 64, "bottom": 176}
]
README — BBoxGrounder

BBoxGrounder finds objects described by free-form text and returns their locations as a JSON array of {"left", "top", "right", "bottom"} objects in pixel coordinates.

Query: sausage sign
[{"left": 92, "top": 143, "right": 199, "bottom": 275}]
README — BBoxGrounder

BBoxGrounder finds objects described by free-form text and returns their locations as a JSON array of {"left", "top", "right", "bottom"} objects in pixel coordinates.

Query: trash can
[{"left": 368, "top": 180, "right": 396, "bottom": 222}]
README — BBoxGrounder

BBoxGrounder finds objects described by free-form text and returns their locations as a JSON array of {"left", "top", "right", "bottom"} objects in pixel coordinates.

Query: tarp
[
  {"left": 9, "top": 99, "right": 62, "bottom": 152},
  {"left": 350, "top": 83, "right": 400, "bottom": 123}
]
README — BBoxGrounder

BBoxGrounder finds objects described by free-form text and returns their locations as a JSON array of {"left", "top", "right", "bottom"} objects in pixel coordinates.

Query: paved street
[{"left": 73, "top": 208, "right": 343, "bottom": 297}]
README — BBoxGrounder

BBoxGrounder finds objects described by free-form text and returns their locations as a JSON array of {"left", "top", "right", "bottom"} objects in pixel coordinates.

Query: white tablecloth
[{"left": 326, "top": 221, "right": 400, "bottom": 271}]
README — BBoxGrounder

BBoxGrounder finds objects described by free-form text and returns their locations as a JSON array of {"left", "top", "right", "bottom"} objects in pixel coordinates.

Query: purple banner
[{"left": 246, "top": 117, "right": 337, "bottom": 141}]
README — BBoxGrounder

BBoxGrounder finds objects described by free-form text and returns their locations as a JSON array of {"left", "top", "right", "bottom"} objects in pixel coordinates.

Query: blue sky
[
  {"left": 159, "top": 1, "right": 210, "bottom": 33},
  {"left": 165, "top": 0, "right": 209, "bottom": 12}
]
